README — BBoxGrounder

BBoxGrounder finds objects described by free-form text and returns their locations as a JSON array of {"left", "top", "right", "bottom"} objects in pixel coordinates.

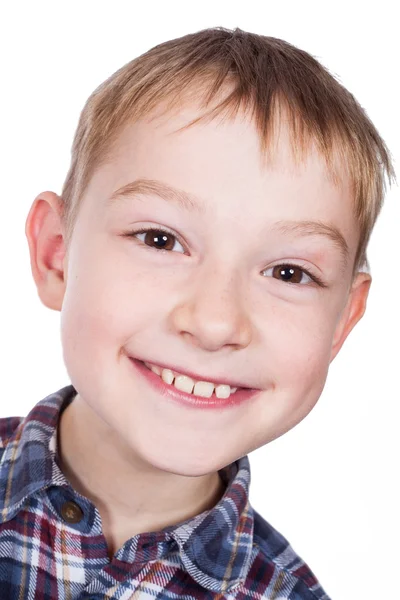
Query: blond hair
[{"left": 60, "top": 27, "right": 395, "bottom": 277}]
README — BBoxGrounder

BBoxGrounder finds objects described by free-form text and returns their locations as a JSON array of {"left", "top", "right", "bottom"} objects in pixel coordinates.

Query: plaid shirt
[{"left": 0, "top": 385, "right": 331, "bottom": 599}]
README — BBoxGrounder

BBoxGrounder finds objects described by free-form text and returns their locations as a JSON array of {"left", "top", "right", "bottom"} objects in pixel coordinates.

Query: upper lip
[{"left": 130, "top": 356, "right": 256, "bottom": 389}]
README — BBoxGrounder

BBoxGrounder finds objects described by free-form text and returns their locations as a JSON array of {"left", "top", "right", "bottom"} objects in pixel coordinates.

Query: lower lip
[{"left": 129, "top": 357, "right": 261, "bottom": 410}]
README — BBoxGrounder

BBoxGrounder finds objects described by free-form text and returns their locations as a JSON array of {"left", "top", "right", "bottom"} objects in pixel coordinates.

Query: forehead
[
  {"left": 100, "top": 104, "right": 352, "bottom": 208},
  {"left": 85, "top": 103, "right": 358, "bottom": 261}
]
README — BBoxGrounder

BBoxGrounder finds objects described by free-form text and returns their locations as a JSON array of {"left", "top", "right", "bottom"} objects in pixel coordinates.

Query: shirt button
[{"left": 60, "top": 500, "right": 84, "bottom": 524}]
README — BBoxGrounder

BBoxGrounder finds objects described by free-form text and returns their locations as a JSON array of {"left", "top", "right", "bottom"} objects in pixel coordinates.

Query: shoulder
[
  {"left": 0, "top": 415, "right": 24, "bottom": 457},
  {"left": 0, "top": 385, "right": 76, "bottom": 459},
  {"left": 250, "top": 507, "right": 331, "bottom": 600}
]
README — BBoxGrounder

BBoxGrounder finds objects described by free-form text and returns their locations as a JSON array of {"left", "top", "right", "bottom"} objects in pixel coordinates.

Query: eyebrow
[
  {"left": 109, "top": 177, "right": 203, "bottom": 213},
  {"left": 109, "top": 177, "right": 350, "bottom": 269},
  {"left": 273, "top": 220, "right": 350, "bottom": 272}
]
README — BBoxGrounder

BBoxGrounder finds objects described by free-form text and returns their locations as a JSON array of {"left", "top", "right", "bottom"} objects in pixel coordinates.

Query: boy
[{"left": 0, "top": 26, "right": 394, "bottom": 599}]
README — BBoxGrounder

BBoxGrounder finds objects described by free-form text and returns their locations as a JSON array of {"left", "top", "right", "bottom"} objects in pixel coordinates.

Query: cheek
[
  {"left": 250, "top": 314, "right": 335, "bottom": 448},
  {"left": 270, "top": 304, "right": 335, "bottom": 392},
  {"left": 60, "top": 249, "right": 166, "bottom": 359}
]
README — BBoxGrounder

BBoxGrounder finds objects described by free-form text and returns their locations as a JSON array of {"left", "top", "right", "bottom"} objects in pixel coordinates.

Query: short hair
[{"left": 60, "top": 27, "right": 395, "bottom": 278}]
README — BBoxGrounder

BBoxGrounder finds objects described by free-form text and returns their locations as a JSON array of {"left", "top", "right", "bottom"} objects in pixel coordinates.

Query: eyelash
[{"left": 124, "top": 226, "right": 327, "bottom": 288}]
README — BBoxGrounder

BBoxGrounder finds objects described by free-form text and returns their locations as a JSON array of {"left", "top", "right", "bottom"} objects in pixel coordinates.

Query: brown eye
[
  {"left": 266, "top": 264, "right": 314, "bottom": 285},
  {"left": 130, "top": 228, "right": 185, "bottom": 253},
  {"left": 143, "top": 230, "right": 175, "bottom": 250}
]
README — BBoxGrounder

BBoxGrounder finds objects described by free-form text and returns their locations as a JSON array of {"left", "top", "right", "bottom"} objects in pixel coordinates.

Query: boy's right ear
[{"left": 25, "top": 191, "right": 68, "bottom": 312}]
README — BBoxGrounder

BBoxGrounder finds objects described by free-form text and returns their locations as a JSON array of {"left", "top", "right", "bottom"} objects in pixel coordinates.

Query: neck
[{"left": 57, "top": 394, "right": 226, "bottom": 558}]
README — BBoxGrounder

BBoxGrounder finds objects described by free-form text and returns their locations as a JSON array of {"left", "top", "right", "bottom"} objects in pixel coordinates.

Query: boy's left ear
[{"left": 330, "top": 272, "right": 372, "bottom": 362}]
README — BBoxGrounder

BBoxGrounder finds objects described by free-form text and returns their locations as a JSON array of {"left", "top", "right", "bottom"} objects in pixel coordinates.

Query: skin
[{"left": 25, "top": 103, "right": 371, "bottom": 559}]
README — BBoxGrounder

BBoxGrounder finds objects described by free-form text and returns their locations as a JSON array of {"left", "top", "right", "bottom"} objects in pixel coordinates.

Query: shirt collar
[
  {"left": 170, "top": 457, "right": 254, "bottom": 593},
  {"left": 0, "top": 385, "right": 254, "bottom": 593}
]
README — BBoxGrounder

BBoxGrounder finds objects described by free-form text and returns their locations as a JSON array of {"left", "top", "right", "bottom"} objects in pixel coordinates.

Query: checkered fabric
[{"left": 0, "top": 385, "right": 331, "bottom": 599}]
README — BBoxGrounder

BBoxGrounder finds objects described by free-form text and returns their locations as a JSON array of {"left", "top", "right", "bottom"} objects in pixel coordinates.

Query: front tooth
[
  {"left": 161, "top": 368, "right": 174, "bottom": 385},
  {"left": 215, "top": 384, "right": 231, "bottom": 399},
  {"left": 173, "top": 375, "right": 195, "bottom": 394},
  {"left": 193, "top": 381, "right": 215, "bottom": 398},
  {"left": 230, "top": 387, "right": 237, "bottom": 393}
]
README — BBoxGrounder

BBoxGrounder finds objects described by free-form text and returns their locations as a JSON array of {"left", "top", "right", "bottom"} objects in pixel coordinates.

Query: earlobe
[
  {"left": 330, "top": 273, "right": 372, "bottom": 362},
  {"left": 25, "top": 191, "right": 67, "bottom": 311}
]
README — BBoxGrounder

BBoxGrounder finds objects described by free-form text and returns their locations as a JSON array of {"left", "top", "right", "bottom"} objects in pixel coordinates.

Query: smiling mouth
[
  {"left": 142, "top": 360, "right": 242, "bottom": 399},
  {"left": 129, "top": 357, "right": 261, "bottom": 409}
]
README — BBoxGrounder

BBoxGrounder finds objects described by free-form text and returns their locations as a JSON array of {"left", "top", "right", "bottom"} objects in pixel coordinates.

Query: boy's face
[{"left": 29, "top": 103, "right": 371, "bottom": 476}]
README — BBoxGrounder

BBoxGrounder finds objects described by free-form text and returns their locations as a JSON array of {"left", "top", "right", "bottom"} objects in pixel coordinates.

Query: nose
[{"left": 168, "top": 259, "right": 253, "bottom": 352}]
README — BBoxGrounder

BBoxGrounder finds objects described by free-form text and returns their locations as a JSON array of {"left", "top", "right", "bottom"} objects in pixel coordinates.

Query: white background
[{"left": 0, "top": 2, "right": 398, "bottom": 598}]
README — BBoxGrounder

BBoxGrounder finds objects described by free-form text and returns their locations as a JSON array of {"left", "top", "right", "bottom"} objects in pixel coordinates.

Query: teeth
[
  {"left": 149, "top": 363, "right": 161, "bottom": 376},
  {"left": 161, "top": 368, "right": 174, "bottom": 385},
  {"left": 144, "top": 362, "right": 239, "bottom": 397},
  {"left": 215, "top": 385, "right": 231, "bottom": 399},
  {"left": 174, "top": 375, "right": 195, "bottom": 394},
  {"left": 193, "top": 381, "right": 214, "bottom": 398}
]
